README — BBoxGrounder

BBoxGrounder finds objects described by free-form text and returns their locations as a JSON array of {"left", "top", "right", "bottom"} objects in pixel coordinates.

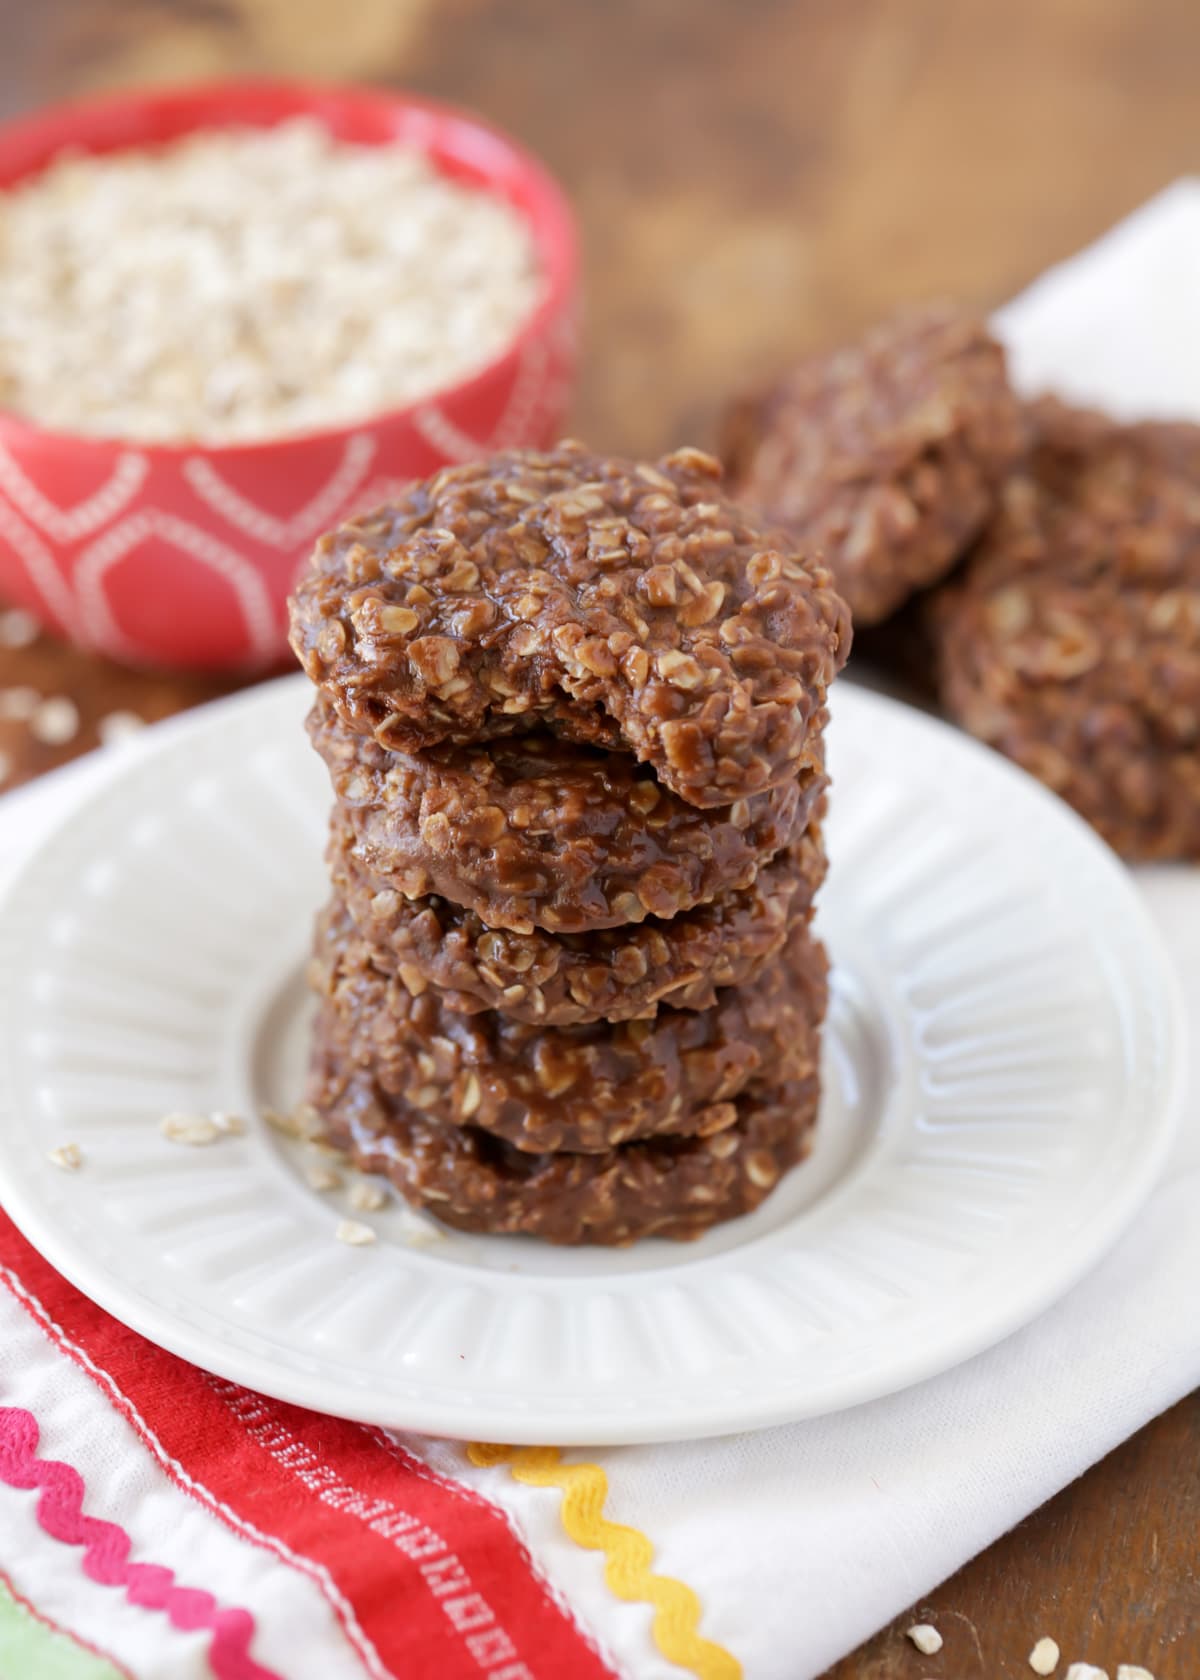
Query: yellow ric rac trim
[{"left": 468, "top": 1443, "right": 741, "bottom": 1680}]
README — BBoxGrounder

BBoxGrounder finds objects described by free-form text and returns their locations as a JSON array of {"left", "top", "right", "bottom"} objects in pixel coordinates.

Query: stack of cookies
[{"left": 288, "top": 442, "right": 851, "bottom": 1244}]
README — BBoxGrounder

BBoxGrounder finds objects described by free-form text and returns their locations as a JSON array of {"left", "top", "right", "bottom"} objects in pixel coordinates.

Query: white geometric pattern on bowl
[
  {"left": 0, "top": 317, "right": 576, "bottom": 665},
  {"left": 0, "top": 677, "right": 1181, "bottom": 1443}
]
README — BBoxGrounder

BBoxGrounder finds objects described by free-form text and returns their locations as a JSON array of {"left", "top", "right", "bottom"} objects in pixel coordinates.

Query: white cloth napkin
[{"left": 1, "top": 185, "right": 1198, "bottom": 1680}]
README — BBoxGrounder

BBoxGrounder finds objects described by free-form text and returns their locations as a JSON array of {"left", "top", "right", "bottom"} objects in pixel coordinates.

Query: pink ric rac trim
[{"left": 0, "top": 1405, "right": 282, "bottom": 1680}]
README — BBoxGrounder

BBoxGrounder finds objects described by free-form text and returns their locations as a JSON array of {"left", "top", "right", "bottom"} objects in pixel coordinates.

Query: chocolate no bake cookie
[
  {"left": 930, "top": 397, "right": 1200, "bottom": 860},
  {"left": 328, "top": 803, "right": 826, "bottom": 1025},
  {"left": 311, "top": 901, "right": 828, "bottom": 1152},
  {"left": 309, "top": 693, "right": 827, "bottom": 933},
  {"left": 310, "top": 1030, "right": 820, "bottom": 1244},
  {"left": 722, "top": 304, "right": 1026, "bottom": 627},
  {"left": 289, "top": 441, "right": 851, "bottom": 808}
]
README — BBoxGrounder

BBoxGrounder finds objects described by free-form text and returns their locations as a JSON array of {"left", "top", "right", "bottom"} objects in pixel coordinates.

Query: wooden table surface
[{"left": 1, "top": 2, "right": 1198, "bottom": 1674}]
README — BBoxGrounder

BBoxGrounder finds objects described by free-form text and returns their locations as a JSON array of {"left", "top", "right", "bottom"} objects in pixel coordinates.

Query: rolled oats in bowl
[{"left": 0, "top": 116, "right": 542, "bottom": 443}]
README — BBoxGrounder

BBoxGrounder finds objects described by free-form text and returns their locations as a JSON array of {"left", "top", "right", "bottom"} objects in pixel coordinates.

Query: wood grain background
[{"left": 1, "top": 2, "right": 1198, "bottom": 1674}]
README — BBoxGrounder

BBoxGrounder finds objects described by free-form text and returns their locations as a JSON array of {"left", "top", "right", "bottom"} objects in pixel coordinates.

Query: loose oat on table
[
  {"left": 289, "top": 441, "right": 850, "bottom": 809},
  {"left": 334, "top": 1218, "right": 377, "bottom": 1247},
  {"left": 930, "top": 397, "right": 1200, "bottom": 860},
  {"left": 905, "top": 1624, "right": 943, "bottom": 1656},
  {"left": 1115, "top": 1666, "right": 1155, "bottom": 1680},
  {"left": 309, "top": 692, "right": 826, "bottom": 932},
  {"left": 29, "top": 696, "right": 80, "bottom": 747},
  {"left": 312, "top": 900, "right": 828, "bottom": 1151},
  {"left": 1064, "top": 1665, "right": 1109, "bottom": 1680},
  {"left": 1029, "top": 1636, "right": 1061, "bottom": 1675},
  {"left": 328, "top": 803, "right": 826, "bottom": 1025},
  {"left": 722, "top": 303, "right": 1026, "bottom": 626},
  {"left": 310, "top": 1031, "right": 820, "bottom": 1245},
  {"left": 47, "top": 1143, "right": 83, "bottom": 1171},
  {"left": 160, "top": 1112, "right": 222, "bottom": 1146},
  {"left": 209, "top": 1110, "right": 245, "bottom": 1136},
  {"left": 98, "top": 710, "right": 147, "bottom": 746},
  {"left": 0, "top": 686, "right": 38, "bottom": 721},
  {"left": 0, "top": 607, "right": 39, "bottom": 648},
  {"left": 0, "top": 117, "right": 541, "bottom": 444}
]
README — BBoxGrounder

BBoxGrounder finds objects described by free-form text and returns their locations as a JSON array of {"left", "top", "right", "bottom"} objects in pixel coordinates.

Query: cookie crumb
[
  {"left": 0, "top": 608, "right": 39, "bottom": 648},
  {"left": 98, "top": 709, "right": 146, "bottom": 746},
  {"left": 1030, "top": 1638, "right": 1061, "bottom": 1674},
  {"left": 1065, "top": 1665, "right": 1109, "bottom": 1680},
  {"left": 160, "top": 1112, "right": 221, "bottom": 1146},
  {"left": 335, "top": 1218, "right": 376, "bottom": 1246},
  {"left": 348, "top": 1178, "right": 388, "bottom": 1213},
  {"left": 906, "top": 1624, "right": 943, "bottom": 1655},
  {"left": 1116, "top": 1667, "right": 1154, "bottom": 1680},
  {"left": 47, "top": 1143, "right": 83, "bottom": 1170},
  {"left": 304, "top": 1162, "right": 341, "bottom": 1192},
  {"left": 30, "top": 696, "right": 80, "bottom": 746}
]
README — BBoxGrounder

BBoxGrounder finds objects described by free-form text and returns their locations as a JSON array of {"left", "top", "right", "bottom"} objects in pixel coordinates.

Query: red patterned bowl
[{"left": 0, "top": 81, "right": 579, "bottom": 670}]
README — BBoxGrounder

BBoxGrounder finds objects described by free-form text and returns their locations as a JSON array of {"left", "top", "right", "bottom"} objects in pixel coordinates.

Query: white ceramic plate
[{"left": 0, "top": 676, "right": 1182, "bottom": 1443}]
